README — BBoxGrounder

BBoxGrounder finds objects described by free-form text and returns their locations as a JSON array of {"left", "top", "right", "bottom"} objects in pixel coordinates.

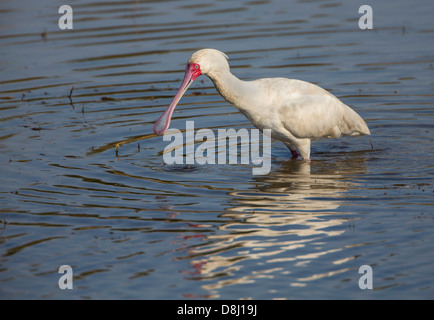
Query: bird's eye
[{"left": 194, "top": 64, "right": 199, "bottom": 69}]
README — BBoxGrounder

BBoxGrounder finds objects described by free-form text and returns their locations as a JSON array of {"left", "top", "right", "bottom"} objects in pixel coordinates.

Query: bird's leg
[
  {"left": 283, "top": 142, "right": 299, "bottom": 158},
  {"left": 296, "top": 139, "right": 311, "bottom": 161}
]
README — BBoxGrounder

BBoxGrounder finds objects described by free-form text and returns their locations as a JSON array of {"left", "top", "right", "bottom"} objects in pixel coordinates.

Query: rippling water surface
[{"left": 1, "top": 0, "right": 433, "bottom": 299}]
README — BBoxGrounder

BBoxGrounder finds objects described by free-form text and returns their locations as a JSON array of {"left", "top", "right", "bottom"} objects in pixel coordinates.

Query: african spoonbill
[{"left": 154, "top": 49, "right": 370, "bottom": 160}]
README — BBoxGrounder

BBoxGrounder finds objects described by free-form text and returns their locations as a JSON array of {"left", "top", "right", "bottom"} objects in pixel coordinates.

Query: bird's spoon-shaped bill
[{"left": 153, "top": 63, "right": 201, "bottom": 135}]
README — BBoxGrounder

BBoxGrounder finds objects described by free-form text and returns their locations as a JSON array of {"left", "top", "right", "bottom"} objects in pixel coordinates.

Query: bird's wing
[{"left": 269, "top": 79, "right": 370, "bottom": 139}]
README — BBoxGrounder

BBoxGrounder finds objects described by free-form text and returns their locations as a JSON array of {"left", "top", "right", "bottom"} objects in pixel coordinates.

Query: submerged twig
[
  {"left": 68, "top": 85, "right": 75, "bottom": 108},
  {"left": 0, "top": 211, "right": 6, "bottom": 233}
]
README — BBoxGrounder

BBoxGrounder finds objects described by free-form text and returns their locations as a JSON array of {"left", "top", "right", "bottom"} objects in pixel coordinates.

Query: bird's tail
[{"left": 342, "top": 105, "right": 370, "bottom": 136}]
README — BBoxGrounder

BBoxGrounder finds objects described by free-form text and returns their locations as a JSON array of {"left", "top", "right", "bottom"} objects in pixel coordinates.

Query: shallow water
[{"left": 0, "top": 0, "right": 433, "bottom": 299}]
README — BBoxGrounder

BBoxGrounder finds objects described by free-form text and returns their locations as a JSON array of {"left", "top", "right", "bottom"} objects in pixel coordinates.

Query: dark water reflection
[{"left": 1, "top": 0, "right": 434, "bottom": 299}]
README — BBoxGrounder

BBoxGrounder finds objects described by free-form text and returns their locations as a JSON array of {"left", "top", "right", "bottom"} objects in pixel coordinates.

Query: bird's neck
[{"left": 206, "top": 68, "right": 251, "bottom": 109}]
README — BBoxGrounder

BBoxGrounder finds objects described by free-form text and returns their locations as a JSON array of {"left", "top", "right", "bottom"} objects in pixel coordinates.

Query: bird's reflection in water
[{"left": 179, "top": 153, "right": 369, "bottom": 298}]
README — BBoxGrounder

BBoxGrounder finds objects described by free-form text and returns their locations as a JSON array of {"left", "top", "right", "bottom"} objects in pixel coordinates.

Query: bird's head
[
  {"left": 188, "top": 49, "right": 229, "bottom": 76},
  {"left": 153, "top": 49, "right": 229, "bottom": 135}
]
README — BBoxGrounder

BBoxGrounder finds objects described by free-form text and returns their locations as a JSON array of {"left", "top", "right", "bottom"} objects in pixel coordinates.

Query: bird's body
[{"left": 154, "top": 49, "right": 370, "bottom": 160}]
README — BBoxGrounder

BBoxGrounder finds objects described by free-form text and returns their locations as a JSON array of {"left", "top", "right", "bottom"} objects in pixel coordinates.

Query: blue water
[{"left": 0, "top": 0, "right": 433, "bottom": 299}]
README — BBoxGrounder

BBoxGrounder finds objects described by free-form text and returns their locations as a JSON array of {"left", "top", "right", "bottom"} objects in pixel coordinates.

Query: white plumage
[{"left": 154, "top": 49, "right": 370, "bottom": 160}]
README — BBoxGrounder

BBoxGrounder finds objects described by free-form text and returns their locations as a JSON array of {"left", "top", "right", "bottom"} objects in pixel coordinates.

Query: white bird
[{"left": 154, "top": 49, "right": 370, "bottom": 160}]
